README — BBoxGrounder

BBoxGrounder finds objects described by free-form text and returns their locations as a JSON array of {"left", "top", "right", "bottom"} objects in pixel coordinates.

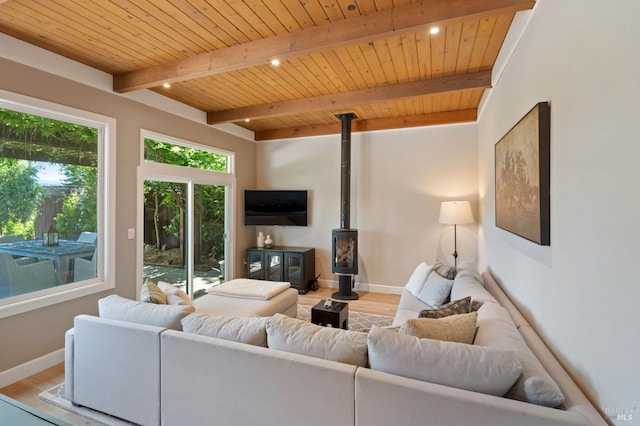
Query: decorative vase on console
[
  {"left": 257, "top": 232, "right": 265, "bottom": 248},
  {"left": 264, "top": 234, "right": 273, "bottom": 248}
]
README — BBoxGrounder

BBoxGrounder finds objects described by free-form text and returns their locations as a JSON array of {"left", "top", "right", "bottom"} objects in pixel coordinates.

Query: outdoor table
[{"left": 0, "top": 239, "right": 95, "bottom": 284}]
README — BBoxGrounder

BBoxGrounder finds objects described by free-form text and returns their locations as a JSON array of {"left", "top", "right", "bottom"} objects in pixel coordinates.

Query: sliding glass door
[{"left": 139, "top": 132, "right": 234, "bottom": 299}]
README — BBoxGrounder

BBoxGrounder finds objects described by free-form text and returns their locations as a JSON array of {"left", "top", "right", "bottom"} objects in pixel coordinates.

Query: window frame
[{"left": 0, "top": 89, "right": 116, "bottom": 319}]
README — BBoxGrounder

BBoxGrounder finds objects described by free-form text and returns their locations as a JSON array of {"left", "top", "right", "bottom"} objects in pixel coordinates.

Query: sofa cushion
[
  {"left": 419, "top": 296, "right": 471, "bottom": 318},
  {"left": 404, "top": 262, "right": 431, "bottom": 297},
  {"left": 417, "top": 271, "right": 454, "bottom": 307},
  {"left": 399, "top": 312, "right": 477, "bottom": 344},
  {"left": 474, "top": 302, "right": 565, "bottom": 407},
  {"left": 367, "top": 325, "right": 522, "bottom": 396},
  {"left": 266, "top": 313, "right": 368, "bottom": 367},
  {"left": 157, "top": 281, "right": 196, "bottom": 310},
  {"left": 456, "top": 261, "right": 484, "bottom": 285},
  {"left": 140, "top": 280, "right": 167, "bottom": 304},
  {"left": 98, "top": 295, "right": 194, "bottom": 331},
  {"left": 450, "top": 274, "right": 498, "bottom": 305},
  {"left": 181, "top": 313, "right": 268, "bottom": 347}
]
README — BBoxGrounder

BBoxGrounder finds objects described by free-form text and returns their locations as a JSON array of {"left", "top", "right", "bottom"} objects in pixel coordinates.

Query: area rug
[
  {"left": 39, "top": 383, "right": 133, "bottom": 426},
  {"left": 296, "top": 305, "right": 393, "bottom": 332}
]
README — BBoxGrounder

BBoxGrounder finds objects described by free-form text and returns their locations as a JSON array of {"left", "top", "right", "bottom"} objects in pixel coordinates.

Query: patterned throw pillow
[
  {"left": 141, "top": 280, "right": 168, "bottom": 304},
  {"left": 419, "top": 296, "right": 471, "bottom": 318},
  {"left": 432, "top": 261, "right": 457, "bottom": 279},
  {"left": 471, "top": 300, "right": 484, "bottom": 312},
  {"left": 400, "top": 312, "right": 478, "bottom": 344}
]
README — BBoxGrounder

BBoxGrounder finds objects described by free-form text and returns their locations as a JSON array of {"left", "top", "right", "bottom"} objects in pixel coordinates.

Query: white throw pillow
[
  {"left": 474, "top": 302, "right": 565, "bottom": 407},
  {"left": 404, "top": 262, "right": 431, "bottom": 297},
  {"left": 157, "top": 281, "right": 196, "bottom": 310},
  {"left": 266, "top": 313, "right": 368, "bottom": 367},
  {"left": 98, "top": 295, "right": 194, "bottom": 330},
  {"left": 367, "top": 325, "right": 522, "bottom": 397},
  {"left": 181, "top": 313, "right": 268, "bottom": 347},
  {"left": 417, "top": 271, "right": 454, "bottom": 307}
]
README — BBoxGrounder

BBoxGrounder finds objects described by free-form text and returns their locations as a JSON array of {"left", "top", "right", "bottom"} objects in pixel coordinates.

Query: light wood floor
[{"left": 0, "top": 287, "right": 400, "bottom": 424}]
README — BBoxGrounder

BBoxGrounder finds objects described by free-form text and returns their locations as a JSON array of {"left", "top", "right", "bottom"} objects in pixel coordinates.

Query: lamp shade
[{"left": 439, "top": 201, "right": 473, "bottom": 225}]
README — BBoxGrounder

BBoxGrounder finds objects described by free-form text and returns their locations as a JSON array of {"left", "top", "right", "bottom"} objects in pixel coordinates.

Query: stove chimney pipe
[
  {"left": 338, "top": 113, "right": 357, "bottom": 229},
  {"left": 332, "top": 113, "right": 359, "bottom": 301}
]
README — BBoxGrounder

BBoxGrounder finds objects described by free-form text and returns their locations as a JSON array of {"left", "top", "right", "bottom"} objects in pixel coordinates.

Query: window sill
[{"left": 0, "top": 280, "right": 114, "bottom": 319}]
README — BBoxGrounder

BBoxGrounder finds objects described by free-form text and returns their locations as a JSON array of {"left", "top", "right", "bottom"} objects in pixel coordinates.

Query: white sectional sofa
[{"left": 64, "top": 265, "right": 606, "bottom": 426}]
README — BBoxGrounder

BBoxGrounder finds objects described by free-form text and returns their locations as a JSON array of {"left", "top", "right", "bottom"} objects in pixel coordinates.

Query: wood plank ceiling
[{"left": 0, "top": 0, "right": 535, "bottom": 140}]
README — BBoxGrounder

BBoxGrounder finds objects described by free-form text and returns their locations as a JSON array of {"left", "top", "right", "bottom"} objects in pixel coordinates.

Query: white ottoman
[{"left": 194, "top": 279, "right": 298, "bottom": 317}]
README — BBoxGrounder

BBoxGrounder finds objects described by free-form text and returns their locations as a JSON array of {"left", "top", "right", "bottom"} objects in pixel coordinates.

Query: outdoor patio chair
[
  {"left": 77, "top": 232, "right": 97, "bottom": 244},
  {"left": 74, "top": 249, "right": 97, "bottom": 281},
  {"left": 0, "top": 252, "right": 61, "bottom": 298},
  {"left": 0, "top": 234, "right": 24, "bottom": 243}
]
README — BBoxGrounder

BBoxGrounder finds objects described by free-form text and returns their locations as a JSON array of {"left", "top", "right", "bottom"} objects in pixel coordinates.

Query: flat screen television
[{"left": 244, "top": 190, "right": 308, "bottom": 226}]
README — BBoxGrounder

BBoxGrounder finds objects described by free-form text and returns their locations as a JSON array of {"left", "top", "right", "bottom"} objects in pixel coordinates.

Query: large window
[
  {"left": 0, "top": 91, "right": 115, "bottom": 318},
  {"left": 139, "top": 132, "right": 234, "bottom": 299}
]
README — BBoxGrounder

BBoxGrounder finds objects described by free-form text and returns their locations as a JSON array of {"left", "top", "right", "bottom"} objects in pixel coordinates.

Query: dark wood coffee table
[{"left": 311, "top": 299, "right": 348, "bottom": 329}]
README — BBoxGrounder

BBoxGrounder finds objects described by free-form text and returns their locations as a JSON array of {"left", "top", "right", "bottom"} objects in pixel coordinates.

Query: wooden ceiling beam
[
  {"left": 113, "top": 0, "right": 534, "bottom": 93},
  {"left": 254, "top": 109, "right": 478, "bottom": 141},
  {"left": 207, "top": 71, "right": 490, "bottom": 124}
]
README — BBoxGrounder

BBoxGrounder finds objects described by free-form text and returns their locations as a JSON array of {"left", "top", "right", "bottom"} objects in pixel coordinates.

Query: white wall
[
  {"left": 257, "top": 124, "right": 478, "bottom": 293},
  {"left": 478, "top": 0, "right": 640, "bottom": 422}
]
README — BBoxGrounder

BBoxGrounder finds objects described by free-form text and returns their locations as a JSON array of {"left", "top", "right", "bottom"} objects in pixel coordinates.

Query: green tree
[
  {"left": 143, "top": 139, "right": 227, "bottom": 264},
  {"left": 0, "top": 158, "right": 42, "bottom": 236},
  {"left": 55, "top": 165, "right": 97, "bottom": 239}
]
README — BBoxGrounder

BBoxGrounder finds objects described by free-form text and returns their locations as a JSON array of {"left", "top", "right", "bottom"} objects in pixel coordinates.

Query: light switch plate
[{"left": 127, "top": 228, "right": 135, "bottom": 239}]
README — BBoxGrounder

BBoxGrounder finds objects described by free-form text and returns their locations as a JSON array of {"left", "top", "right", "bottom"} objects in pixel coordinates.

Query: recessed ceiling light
[
  {"left": 270, "top": 58, "right": 280, "bottom": 67},
  {"left": 245, "top": 118, "right": 250, "bottom": 123},
  {"left": 347, "top": 4, "right": 356, "bottom": 11},
  {"left": 430, "top": 27, "right": 440, "bottom": 35},
  {"left": 163, "top": 83, "right": 171, "bottom": 88}
]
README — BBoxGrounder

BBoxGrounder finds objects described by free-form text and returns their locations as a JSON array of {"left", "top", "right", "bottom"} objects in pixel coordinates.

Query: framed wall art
[{"left": 495, "top": 102, "right": 550, "bottom": 245}]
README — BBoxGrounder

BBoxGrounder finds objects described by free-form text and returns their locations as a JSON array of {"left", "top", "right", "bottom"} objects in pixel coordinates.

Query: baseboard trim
[
  {"left": 318, "top": 279, "right": 403, "bottom": 295},
  {"left": 0, "top": 349, "right": 64, "bottom": 389}
]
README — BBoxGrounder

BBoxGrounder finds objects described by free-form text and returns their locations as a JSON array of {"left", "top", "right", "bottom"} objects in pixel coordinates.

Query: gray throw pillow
[{"left": 417, "top": 271, "right": 454, "bottom": 307}]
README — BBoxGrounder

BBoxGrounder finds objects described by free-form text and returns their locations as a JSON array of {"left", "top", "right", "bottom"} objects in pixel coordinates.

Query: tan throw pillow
[
  {"left": 400, "top": 312, "right": 477, "bottom": 344},
  {"left": 157, "top": 281, "right": 196, "bottom": 310},
  {"left": 419, "top": 296, "right": 471, "bottom": 318},
  {"left": 141, "top": 280, "right": 167, "bottom": 304}
]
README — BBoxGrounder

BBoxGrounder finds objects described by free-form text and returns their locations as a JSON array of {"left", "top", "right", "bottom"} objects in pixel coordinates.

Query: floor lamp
[{"left": 439, "top": 201, "right": 473, "bottom": 266}]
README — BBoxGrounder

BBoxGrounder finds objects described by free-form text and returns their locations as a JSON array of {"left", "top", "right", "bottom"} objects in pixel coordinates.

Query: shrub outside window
[{"left": 0, "top": 91, "right": 115, "bottom": 318}]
